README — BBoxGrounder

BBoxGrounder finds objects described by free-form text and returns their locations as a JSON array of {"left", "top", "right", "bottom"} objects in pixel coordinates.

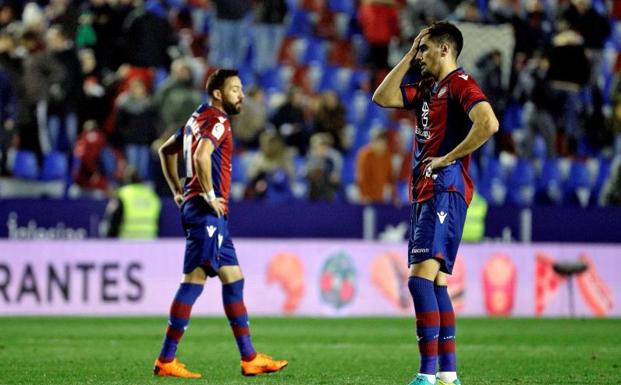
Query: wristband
[{"left": 205, "top": 189, "right": 216, "bottom": 202}]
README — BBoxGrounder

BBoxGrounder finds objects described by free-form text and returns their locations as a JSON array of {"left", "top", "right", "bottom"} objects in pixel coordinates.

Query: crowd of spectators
[{"left": 0, "top": 0, "right": 620, "bottom": 208}]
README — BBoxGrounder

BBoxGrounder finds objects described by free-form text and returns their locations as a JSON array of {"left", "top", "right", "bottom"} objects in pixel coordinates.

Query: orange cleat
[
  {"left": 241, "top": 353, "right": 288, "bottom": 376},
  {"left": 153, "top": 358, "right": 202, "bottom": 378}
]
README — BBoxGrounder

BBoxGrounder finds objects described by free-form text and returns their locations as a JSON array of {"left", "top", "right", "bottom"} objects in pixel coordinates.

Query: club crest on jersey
[{"left": 212, "top": 122, "right": 225, "bottom": 140}]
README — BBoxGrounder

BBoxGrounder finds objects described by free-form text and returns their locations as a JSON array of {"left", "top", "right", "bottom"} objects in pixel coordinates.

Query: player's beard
[{"left": 222, "top": 99, "right": 241, "bottom": 115}]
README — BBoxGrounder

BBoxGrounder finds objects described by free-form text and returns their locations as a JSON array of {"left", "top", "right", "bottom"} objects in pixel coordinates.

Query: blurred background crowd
[{"left": 1, "top": 0, "right": 620, "bottom": 209}]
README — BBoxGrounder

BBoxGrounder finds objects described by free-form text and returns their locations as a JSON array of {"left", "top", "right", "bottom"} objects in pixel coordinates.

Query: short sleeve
[
  {"left": 400, "top": 84, "right": 418, "bottom": 109},
  {"left": 172, "top": 126, "right": 183, "bottom": 145},
  {"left": 199, "top": 116, "right": 228, "bottom": 148},
  {"left": 450, "top": 74, "right": 487, "bottom": 113}
]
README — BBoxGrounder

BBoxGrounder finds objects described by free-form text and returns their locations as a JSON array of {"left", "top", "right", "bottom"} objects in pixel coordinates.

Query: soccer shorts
[
  {"left": 180, "top": 196, "right": 239, "bottom": 276},
  {"left": 408, "top": 192, "right": 468, "bottom": 274}
]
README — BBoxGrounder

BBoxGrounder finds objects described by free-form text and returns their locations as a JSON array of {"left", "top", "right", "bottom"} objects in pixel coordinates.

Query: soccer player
[
  {"left": 153, "top": 69, "right": 288, "bottom": 378},
  {"left": 372, "top": 22, "right": 499, "bottom": 385}
]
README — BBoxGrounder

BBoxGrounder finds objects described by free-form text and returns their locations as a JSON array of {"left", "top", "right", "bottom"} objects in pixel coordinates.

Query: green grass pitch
[{"left": 0, "top": 317, "right": 619, "bottom": 384}]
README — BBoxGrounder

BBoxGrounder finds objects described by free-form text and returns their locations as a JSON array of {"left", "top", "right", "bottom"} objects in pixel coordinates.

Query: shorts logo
[
  {"left": 212, "top": 122, "right": 225, "bottom": 140},
  {"left": 437, "top": 211, "right": 448, "bottom": 224},
  {"left": 411, "top": 248, "right": 429, "bottom": 254},
  {"left": 206, "top": 225, "right": 217, "bottom": 237}
]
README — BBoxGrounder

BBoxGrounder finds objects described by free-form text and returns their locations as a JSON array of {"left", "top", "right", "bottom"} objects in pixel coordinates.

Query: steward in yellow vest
[{"left": 462, "top": 190, "right": 487, "bottom": 242}]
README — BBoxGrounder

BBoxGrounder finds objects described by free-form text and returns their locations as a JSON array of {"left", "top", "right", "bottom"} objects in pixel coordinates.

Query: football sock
[
  {"left": 437, "top": 371, "right": 458, "bottom": 383},
  {"left": 408, "top": 276, "right": 439, "bottom": 375},
  {"left": 222, "top": 279, "right": 257, "bottom": 361},
  {"left": 158, "top": 283, "right": 204, "bottom": 362},
  {"left": 435, "top": 285, "right": 457, "bottom": 373}
]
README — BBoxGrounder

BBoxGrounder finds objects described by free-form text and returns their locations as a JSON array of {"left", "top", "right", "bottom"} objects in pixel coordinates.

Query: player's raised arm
[
  {"left": 194, "top": 138, "right": 225, "bottom": 216},
  {"left": 158, "top": 131, "right": 184, "bottom": 206},
  {"left": 372, "top": 29, "right": 428, "bottom": 108}
]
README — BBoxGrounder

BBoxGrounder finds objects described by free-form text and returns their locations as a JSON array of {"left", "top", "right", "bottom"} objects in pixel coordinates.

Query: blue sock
[
  {"left": 435, "top": 285, "right": 457, "bottom": 372},
  {"left": 408, "top": 276, "right": 439, "bottom": 375},
  {"left": 222, "top": 279, "right": 256, "bottom": 361},
  {"left": 159, "top": 283, "right": 204, "bottom": 362}
]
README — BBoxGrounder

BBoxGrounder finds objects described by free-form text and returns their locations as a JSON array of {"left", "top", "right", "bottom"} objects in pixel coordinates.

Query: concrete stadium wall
[{"left": 0, "top": 240, "right": 618, "bottom": 317}]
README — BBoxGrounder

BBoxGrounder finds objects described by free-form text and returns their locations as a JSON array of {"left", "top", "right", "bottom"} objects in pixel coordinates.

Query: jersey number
[{"left": 183, "top": 125, "right": 193, "bottom": 178}]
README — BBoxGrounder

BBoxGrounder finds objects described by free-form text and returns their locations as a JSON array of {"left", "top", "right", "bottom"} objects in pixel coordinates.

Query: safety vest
[
  {"left": 462, "top": 191, "right": 488, "bottom": 243},
  {"left": 118, "top": 184, "right": 161, "bottom": 239}
]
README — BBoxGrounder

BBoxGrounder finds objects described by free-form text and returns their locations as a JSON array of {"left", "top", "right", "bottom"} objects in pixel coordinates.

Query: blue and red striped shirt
[
  {"left": 175, "top": 104, "right": 233, "bottom": 214},
  {"left": 401, "top": 68, "right": 487, "bottom": 205}
]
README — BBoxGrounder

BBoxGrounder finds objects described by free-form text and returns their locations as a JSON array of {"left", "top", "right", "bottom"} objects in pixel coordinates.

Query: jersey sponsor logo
[
  {"left": 458, "top": 74, "right": 469, "bottom": 81},
  {"left": 437, "top": 211, "right": 448, "bottom": 224},
  {"left": 206, "top": 225, "right": 217, "bottom": 237},
  {"left": 415, "top": 126, "right": 430, "bottom": 138},
  {"left": 212, "top": 122, "right": 225, "bottom": 140},
  {"left": 421, "top": 101, "right": 430, "bottom": 128}
]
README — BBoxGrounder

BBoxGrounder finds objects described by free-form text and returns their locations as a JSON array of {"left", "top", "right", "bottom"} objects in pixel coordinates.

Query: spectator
[
  {"left": 78, "top": 48, "right": 108, "bottom": 126},
  {"left": 244, "top": 130, "right": 294, "bottom": 201},
  {"left": 306, "top": 132, "right": 342, "bottom": 201},
  {"left": 313, "top": 90, "right": 348, "bottom": 153},
  {"left": 71, "top": 120, "right": 111, "bottom": 197},
  {"left": 0, "top": 68, "right": 15, "bottom": 175},
  {"left": 271, "top": 86, "right": 308, "bottom": 155},
  {"left": 153, "top": 58, "right": 202, "bottom": 138},
  {"left": 358, "top": 0, "right": 400, "bottom": 88},
  {"left": 513, "top": 54, "right": 557, "bottom": 158},
  {"left": 121, "top": 0, "right": 176, "bottom": 69},
  {"left": 115, "top": 78, "right": 157, "bottom": 179},
  {"left": 547, "top": 19, "right": 590, "bottom": 155},
  {"left": 355, "top": 128, "right": 394, "bottom": 204},
  {"left": 253, "top": 0, "right": 288, "bottom": 75},
  {"left": 209, "top": 0, "right": 253, "bottom": 68},
  {"left": 232, "top": 85, "right": 267, "bottom": 150},
  {"left": 45, "top": 25, "right": 82, "bottom": 153}
]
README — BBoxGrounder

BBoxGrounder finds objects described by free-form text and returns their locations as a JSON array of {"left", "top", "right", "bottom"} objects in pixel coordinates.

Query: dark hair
[
  {"left": 427, "top": 21, "right": 463, "bottom": 59},
  {"left": 206, "top": 69, "right": 239, "bottom": 97}
]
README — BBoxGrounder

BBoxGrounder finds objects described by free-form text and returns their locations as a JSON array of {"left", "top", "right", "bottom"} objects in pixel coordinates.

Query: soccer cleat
[
  {"left": 153, "top": 358, "right": 202, "bottom": 378},
  {"left": 408, "top": 374, "right": 436, "bottom": 385},
  {"left": 437, "top": 378, "right": 462, "bottom": 385},
  {"left": 240, "top": 353, "right": 288, "bottom": 376}
]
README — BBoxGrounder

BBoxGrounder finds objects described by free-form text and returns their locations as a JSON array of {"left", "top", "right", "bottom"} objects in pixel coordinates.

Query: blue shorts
[
  {"left": 180, "top": 197, "right": 238, "bottom": 276},
  {"left": 408, "top": 192, "right": 467, "bottom": 274}
]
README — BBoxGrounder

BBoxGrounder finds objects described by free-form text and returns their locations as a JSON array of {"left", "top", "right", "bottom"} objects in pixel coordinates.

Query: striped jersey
[
  {"left": 175, "top": 104, "right": 233, "bottom": 214},
  {"left": 401, "top": 68, "right": 487, "bottom": 205}
]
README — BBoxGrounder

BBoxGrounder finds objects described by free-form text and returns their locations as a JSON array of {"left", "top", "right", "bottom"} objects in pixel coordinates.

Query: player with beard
[
  {"left": 154, "top": 69, "right": 288, "bottom": 378},
  {"left": 373, "top": 22, "right": 498, "bottom": 385}
]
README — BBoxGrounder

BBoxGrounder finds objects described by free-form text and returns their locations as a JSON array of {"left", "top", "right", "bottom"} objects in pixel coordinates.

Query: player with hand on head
[
  {"left": 154, "top": 69, "right": 288, "bottom": 379},
  {"left": 373, "top": 21, "right": 499, "bottom": 385}
]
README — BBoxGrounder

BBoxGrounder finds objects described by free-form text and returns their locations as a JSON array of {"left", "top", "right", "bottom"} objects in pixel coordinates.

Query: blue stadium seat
[
  {"left": 232, "top": 155, "right": 247, "bottom": 183},
  {"left": 40, "top": 151, "right": 68, "bottom": 181},
  {"left": 535, "top": 158, "right": 563, "bottom": 205},
  {"left": 563, "top": 160, "right": 593, "bottom": 207},
  {"left": 347, "top": 90, "right": 371, "bottom": 124},
  {"left": 301, "top": 38, "right": 328, "bottom": 65},
  {"left": 257, "top": 67, "right": 283, "bottom": 91},
  {"left": 342, "top": 153, "right": 356, "bottom": 185},
  {"left": 287, "top": 9, "right": 313, "bottom": 37},
  {"left": 469, "top": 160, "right": 480, "bottom": 186},
  {"left": 506, "top": 158, "right": 535, "bottom": 206},
  {"left": 478, "top": 157, "right": 506, "bottom": 206},
  {"left": 591, "top": 157, "right": 612, "bottom": 205},
  {"left": 99, "top": 147, "right": 117, "bottom": 179},
  {"left": 328, "top": 0, "right": 355, "bottom": 15},
  {"left": 12, "top": 150, "right": 39, "bottom": 180}
]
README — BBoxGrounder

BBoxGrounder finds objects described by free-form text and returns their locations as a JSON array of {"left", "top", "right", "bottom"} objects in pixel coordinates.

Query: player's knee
[
  {"left": 218, "top": 265, "right": 244, "bottom": 284},
  {"left": 182, "top": 267, "right": 208, "bottom": 284}
]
